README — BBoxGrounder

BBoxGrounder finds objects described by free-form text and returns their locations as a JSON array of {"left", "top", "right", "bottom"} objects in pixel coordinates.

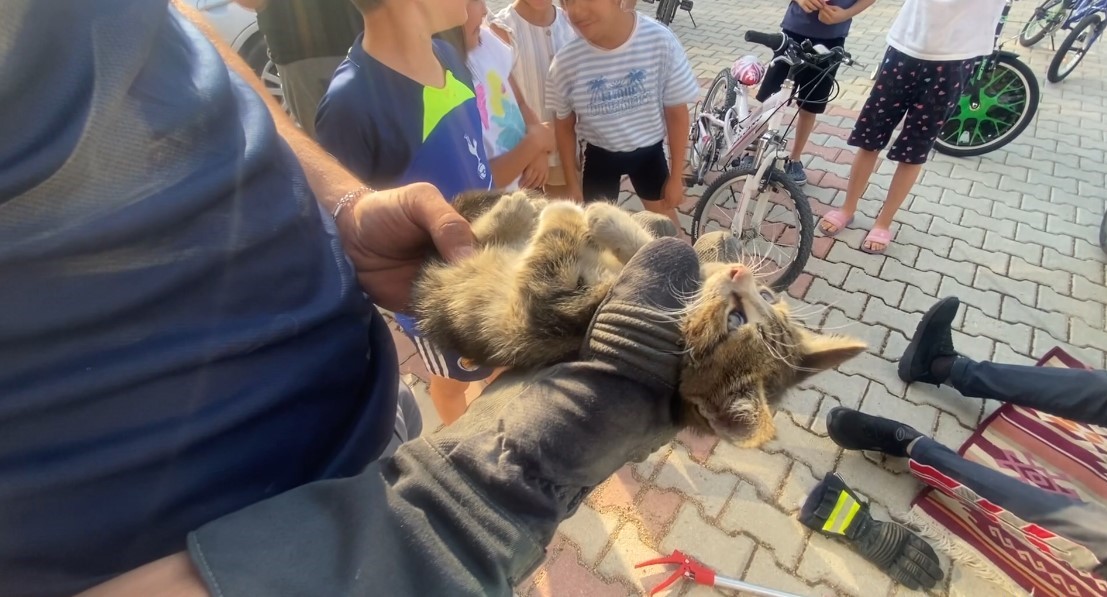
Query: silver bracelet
[{"left": 332, "top": 186, "right": 371, "bottom": 221}]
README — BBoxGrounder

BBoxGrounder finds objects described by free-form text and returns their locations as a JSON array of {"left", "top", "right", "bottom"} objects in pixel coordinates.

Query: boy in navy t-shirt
[
  {"left": 316, "top": 0, "right": 495, "bottom": 425},
  {"left": 755, "top": 0, "right": 874, "bottom": 185}
]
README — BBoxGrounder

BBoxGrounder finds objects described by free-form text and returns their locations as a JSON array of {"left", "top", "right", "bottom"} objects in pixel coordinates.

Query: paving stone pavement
[{"left": 390, "top": 0, "right": 1107, "bottom": 594}]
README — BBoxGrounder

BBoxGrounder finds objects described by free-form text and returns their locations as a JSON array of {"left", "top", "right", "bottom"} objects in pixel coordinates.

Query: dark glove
[
  {"left": 187, "top": 238, "right": 702, "bottom": 597},
  {"left": 431, "top": 236, "right": 701, "bottom": 540},
  {"left": 800, "top": 473, "right": 944, "bottom": 590}
]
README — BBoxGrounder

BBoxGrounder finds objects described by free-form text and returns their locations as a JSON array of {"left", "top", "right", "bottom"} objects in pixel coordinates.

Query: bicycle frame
[
  {"left": 1063, "top": 0, "right": 1107, "bottom": 28},
  {"left": 691, "top": 79, "right": 794, "bottom": 237}
]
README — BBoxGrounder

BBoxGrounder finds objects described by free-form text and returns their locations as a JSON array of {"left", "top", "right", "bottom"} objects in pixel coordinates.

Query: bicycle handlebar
[
  {"left": 743, "top": 30, "right": 786, "bottom": 52},
  {"left": 744, "top": 29, "right": 856, "bottom": 67}
]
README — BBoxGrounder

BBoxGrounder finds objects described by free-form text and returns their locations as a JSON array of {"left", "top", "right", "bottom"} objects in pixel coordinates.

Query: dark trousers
[{"left": 910, "top": 358, "right": 1107, "bottom": 575}]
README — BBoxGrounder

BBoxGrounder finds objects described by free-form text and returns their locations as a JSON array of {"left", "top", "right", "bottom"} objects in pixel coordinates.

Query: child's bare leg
[
  {"left": 789, "top": 109, "right": 817, "bottom": 162},
  {"left": 429, "top": 374, "right": 469, "bottom": 426},
  {"left": 822, "top": 148, "right": 879, "bottom": 234},
  {"left": 642, "top": 200, "right": 682, "bottom": 238},
  {"left": 544, "top": 184, "right": 570, "bottom": 200},
  {"left": 865, "top": 162, "right": 922, "bottom": 252}
]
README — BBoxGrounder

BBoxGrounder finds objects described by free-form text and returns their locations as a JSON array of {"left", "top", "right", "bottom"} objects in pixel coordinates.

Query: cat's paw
[
  {"left": 585, "top": 203, "right": 654, "bottom": 262},
  {"left": 536, "top": 200, "right": 587, "bottom": 235},
  {"left": 472, "top": 191, "right": 540, "bottom": 244}
]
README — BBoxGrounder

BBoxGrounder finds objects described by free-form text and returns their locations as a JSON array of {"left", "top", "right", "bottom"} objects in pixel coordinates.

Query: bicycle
[
  {"left": 639, "top": 0, "right": 696, "bottom": 28},
  {"left": 934, "top": 0, "right": 1041, "bottom": 157},
  {"left": 1047, "top": 0, "right": 1107, "bottom": 82},
  {"left": 685, "top": 31, "right": 856, "bottom": 291},
  {"left": 1019, "top": 0, "right": 1076, "bottom": 46}
]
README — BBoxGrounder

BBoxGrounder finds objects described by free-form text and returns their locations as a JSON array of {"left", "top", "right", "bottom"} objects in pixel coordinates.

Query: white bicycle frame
[
  {"left": 692, "top": 80, "right": 791, "bottom": 237},
  {"left": 691, "top": 44, "right": 836, "bottom": 238}
]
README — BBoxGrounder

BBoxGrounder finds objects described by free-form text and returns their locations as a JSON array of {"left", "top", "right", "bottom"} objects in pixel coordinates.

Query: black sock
[{"left": 930, "top": 355, "right": 956, "bottom": 383}]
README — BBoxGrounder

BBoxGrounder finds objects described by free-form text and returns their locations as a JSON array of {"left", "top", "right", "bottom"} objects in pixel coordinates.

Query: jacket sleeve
[{"left": 187, "top": 437, "right": 547, "bottom": 597}]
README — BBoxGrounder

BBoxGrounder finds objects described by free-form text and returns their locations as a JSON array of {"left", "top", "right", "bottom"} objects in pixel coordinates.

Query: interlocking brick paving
[{"left": 392, "top": 0, "right": 1107, "bottom": 593}]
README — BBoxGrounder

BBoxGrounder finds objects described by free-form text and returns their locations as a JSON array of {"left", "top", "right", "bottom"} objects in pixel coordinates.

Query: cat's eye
[
  {"left": 759, "top": 290, "right": 776, "bottom": 302},
  {"left": 727, "top": 310, "right": 747, "bottom": 330}
]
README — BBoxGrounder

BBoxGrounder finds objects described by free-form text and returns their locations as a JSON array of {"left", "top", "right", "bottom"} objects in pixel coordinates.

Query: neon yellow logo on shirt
[{"left": 422, "top": 70, "right": 477, "bottom": 142}]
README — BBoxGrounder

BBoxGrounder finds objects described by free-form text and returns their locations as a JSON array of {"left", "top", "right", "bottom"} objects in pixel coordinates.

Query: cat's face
[{"left": 678, "top": 263, "right": 866, "bottom": 447}]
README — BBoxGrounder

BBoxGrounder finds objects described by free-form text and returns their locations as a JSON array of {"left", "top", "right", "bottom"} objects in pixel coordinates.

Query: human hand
[
  {"left": 520, "top": 155, "right": 550, "bottom": 190},
  {"left": 662, "top": 175, "right": 685, "bottom": 209},
  {"left": 819, "top": 4, "right": 849, "bottom": 24},
  {"left": 566, "top": 184, "right": 584, "bottom": 203},
  {"left": 336, "top": 182, "right": 473, "bottom": 313},
  {"left": 794, "top": 0, "right": 824, "bottom": 13},
  {"left": 430, "top": 238, "right": 700, "bottom": 541}
]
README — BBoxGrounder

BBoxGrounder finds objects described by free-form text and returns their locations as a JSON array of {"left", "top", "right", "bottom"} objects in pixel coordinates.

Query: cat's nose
[{"left": 730, "top": 265, "right": 749, "bottom": 281}]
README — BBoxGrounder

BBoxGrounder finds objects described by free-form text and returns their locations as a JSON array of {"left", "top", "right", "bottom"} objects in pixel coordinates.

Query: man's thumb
[{"left": 405, "top": 185, "right": 476, "bottom": 262}]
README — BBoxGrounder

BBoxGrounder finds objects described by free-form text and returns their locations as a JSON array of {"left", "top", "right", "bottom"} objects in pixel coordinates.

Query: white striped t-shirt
[{"left": 546, "top": 15, "right": 700, "bottom": 153}]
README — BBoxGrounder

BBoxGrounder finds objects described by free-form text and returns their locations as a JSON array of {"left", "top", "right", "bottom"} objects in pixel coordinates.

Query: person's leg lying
[
  {"left": 828, "top": 407, "right": 1107, "bottom": 576},
  {"left": 909, "top": 435, "right": 1107, "bottom": 576},
  {"left": 900, "top": 296, "right": 1107, "bottom": 426}
]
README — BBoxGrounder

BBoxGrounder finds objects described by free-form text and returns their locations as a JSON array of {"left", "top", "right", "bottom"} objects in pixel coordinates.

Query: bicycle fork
[{"left": 729, "top": 146, "right": 786, "bottom": 240}]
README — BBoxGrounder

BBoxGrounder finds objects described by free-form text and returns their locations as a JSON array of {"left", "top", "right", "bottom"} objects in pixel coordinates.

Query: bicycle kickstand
[{"left": 635, "top": 550, "right": 806, "bottom": 597}]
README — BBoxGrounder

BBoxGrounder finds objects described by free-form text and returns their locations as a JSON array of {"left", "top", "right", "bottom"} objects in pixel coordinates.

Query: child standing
[
  {"left": 441, "top": 0, "right": 557, "bottom": 191},
  {"left": 547, "top": 0, "right": 699, "bottom": 231},
  {"left": 492, "top": 0, "right": 578, "bottom": 197},
  {"left": 755, "top": 0, "right": 875, "bottom": 185},
  {"left": 315, "top": 0, "right": 495, "bottom": 425},
  {"left": 819, "top": 0, "right": 1007, "bottom": 254}
]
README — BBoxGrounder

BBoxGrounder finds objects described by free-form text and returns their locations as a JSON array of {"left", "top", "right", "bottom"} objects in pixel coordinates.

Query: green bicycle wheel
[{"left": 934, "top": 53, "right": 1039, "bottom": 158}]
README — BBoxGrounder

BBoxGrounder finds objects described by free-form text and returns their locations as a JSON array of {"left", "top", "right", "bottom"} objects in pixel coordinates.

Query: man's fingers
[{"left": 403, "top": 184, "right": 476, "bottom": 262}]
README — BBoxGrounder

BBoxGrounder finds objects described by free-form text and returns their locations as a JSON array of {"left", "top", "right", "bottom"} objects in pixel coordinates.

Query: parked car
[{"left": 193, "top": 0, "right": 286, "bottom": 110}]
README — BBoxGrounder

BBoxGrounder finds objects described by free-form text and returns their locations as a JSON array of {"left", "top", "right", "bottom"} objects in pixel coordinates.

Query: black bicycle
[
  {"left": 640, "top": 0, "right": 695, "bottom": 27},
  {"left": 1020, "top": 0, "right": 1077, "bottom": 46}
]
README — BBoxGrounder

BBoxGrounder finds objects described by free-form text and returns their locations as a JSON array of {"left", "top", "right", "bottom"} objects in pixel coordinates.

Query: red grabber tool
[{"left": 635, "top": 550, "right": 806, "bottom": 597}]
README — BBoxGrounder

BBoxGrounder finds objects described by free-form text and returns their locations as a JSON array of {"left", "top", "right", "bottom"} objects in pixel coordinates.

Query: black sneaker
[
  {"left": 897, "top": 296, "right": 961, "bottom": 385},
  {"left": 826, "top": 408, "right": 922, "bottom": 457}
]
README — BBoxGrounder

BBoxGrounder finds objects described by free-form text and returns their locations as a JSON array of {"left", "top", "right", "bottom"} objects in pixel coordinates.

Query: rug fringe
[{"left": 897, "top": 508, "right": 1030, "bottom": 596}]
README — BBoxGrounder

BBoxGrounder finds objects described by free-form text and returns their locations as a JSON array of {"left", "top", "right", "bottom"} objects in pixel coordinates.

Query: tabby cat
[{"left": 412, "top": 191, "right": 866, "bottom": 447}]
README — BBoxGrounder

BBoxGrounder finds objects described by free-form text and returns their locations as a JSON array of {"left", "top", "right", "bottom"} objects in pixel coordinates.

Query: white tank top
[{"left": 887, "top": 0, "right": 1006, "bottom": 61}]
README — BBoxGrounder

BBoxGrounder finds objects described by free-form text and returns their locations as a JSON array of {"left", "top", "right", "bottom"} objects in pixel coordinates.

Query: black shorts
[
  {"left": 754, "top": 29, "right": 846, "bottom": 115},
  {"left": 847, "top": 46, "right": 976, "bottom": 164},
  {"left": 581, "top": 142, "right": 669, "bottom": 203}
]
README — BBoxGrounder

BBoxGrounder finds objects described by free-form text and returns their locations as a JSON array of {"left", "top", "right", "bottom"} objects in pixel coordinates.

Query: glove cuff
[{"left": 799, "top": 472, "right": 871, "bottom": 541}]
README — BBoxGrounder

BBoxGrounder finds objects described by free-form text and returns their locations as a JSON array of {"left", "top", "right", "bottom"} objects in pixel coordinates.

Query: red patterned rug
[{"left": 908, "top": 348, "right": 1107, "bottom": 597}]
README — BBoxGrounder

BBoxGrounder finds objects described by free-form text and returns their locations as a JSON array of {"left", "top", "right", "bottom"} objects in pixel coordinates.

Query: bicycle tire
[
  {"left": 704, "top": 69, "right": 736, "bottom": 118},
  {"left": 935, "top": 54, "right": 1039, "bottom": 158},
  {"left": 655, "top": 0, "right": 678, "bottom": 26},
  {"left": 1048, "top": 13, "right": 1103, "bottom": 82},
  {"left": 1100, "top": 210, "right": 1107, "bottom": 253},
  {"left": 687, "top": 69, "right": 734, "bottom": 183},
  {"left": 1020, "top": 0, "right": 1066, "bottom": 47},
  {"left": 691, "top": 165, "right": 813, "bottom": 292}
]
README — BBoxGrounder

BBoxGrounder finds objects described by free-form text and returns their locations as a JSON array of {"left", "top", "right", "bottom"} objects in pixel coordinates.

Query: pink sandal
[
  {"left": 861, "top": 227, "right": 893, "bottom": 254},
  {"left": 818, "top": 209, "right": 854, "bottom": 237}
]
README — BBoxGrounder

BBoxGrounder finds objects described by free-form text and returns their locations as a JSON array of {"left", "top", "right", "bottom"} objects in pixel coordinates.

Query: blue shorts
[{"left": 395, "top": 314, "right": 495, "bottom": 382}]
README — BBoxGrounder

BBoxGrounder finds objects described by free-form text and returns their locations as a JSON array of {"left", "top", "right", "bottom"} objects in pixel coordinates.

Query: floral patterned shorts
[{"left": 847, "top": 46, "right": 976, "bottom": 164}]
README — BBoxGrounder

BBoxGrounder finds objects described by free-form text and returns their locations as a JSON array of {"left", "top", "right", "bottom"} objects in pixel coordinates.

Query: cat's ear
[{"left": 796, "top": 331, "right": 867, "bottom": 380}]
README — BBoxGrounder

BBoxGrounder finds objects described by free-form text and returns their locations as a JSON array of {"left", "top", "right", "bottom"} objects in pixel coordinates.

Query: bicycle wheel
[
  {"left": 1020, "top": 0, "right": 1068, "bottom": 47},
  {"left": 687, "top": 69, "right": 734, "bottom": 184},
  {"left": 1100, "top": 210, "right": 1107, "bottom": 253},
  {"left": 935, "top": 54, "right": 1039, "bottom": 157},
  {"left": 655, "top": 0, "right": 678, "bottom": 26},
  {"left": 691, "top": 165, "right": 813, "bottom": 291},
  {"left": 1048, "top": 13, "right": 1105, "bottom": 82}
]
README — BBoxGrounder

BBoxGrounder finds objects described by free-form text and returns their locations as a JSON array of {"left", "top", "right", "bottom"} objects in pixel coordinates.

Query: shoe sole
[{"left": 897, "top": 297, "right": 960, "bottom": 384}]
